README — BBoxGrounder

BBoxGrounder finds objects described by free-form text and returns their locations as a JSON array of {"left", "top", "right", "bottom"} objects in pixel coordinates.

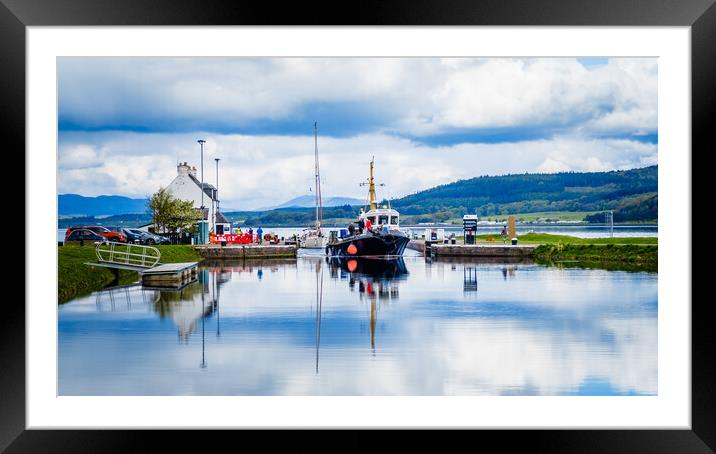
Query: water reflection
[
  {"left": 59, "top": 257, "right": 657, "bottom": 396},
  {"left": 327, "top": 257, "right": 408, "bottom": 353}
]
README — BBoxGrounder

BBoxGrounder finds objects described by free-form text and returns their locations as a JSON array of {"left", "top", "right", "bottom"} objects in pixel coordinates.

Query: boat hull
[{"left": 326, "top": 231, "right": 409, "bottom": 257}]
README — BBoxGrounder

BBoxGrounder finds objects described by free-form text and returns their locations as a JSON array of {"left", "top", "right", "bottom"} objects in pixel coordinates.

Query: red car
[{"left": 65, "top": 225, "right": 127, "bottom": 242}]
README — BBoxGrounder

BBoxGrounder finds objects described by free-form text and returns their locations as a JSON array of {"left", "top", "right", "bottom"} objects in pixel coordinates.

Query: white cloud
[
  {"left": 58, "top": 57, "right": 657, "bottom": 137},
  {"left": 58, "top": 131, "right": 657, "bottom": 209}
]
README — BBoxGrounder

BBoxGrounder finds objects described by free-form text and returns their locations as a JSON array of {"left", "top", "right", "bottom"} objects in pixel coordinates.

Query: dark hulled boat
[
  {"left": 326, "top": 157, "right": 409, "bottom": 257},
  {"left": 326, "top": 229, "right": 409, "bottom": 257}
]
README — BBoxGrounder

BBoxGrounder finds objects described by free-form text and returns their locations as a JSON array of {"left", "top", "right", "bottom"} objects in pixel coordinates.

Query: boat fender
[{"left": 347, "top": 243, "right": 358, "bottom": 255}]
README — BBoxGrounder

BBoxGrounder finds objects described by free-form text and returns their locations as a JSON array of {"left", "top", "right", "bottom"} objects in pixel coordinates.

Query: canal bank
[
  {"left": 193, "top": 244, "right": 297, "bottom": 259},
  {"left": 58, "top": 244, "right": 202, "bottom": 304},
  {"left": 409, "top": 233, "right": 657, "bottom": 267}
]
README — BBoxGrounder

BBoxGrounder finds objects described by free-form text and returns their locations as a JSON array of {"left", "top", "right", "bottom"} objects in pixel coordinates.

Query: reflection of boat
[
  {"left": 329, "top": 257, "right": 407, "bottom": 353},
  {"left": 328, "top": 256, "right": 408, "bottom": 280},
  {"left": 298, "top": 122, "right": 328, "bottom": 249},
  {"left": 326, "top": 158, "right": 409, "bottom": 257}
]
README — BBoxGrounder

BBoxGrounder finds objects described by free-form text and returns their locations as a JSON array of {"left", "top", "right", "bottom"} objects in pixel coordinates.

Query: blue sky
[{"left": 57, "top": 57, "right": 657, "bottom": 210}]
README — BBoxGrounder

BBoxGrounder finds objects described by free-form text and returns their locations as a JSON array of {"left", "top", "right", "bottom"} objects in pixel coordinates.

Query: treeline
[
  {"left": 392, "top": 166, "right": 657, "bottom": 222},
  {"left": 584, "top": 194, "right": 658, "bottom": 223},
  {"left": 58, "top": 166, "right": 658, "bottom": 227},
  {"left": 229, "top": 204, "right": 357, "bottom": 226},
  {"left": 58, "top": 213, "right": 152, "bottom": 228}
]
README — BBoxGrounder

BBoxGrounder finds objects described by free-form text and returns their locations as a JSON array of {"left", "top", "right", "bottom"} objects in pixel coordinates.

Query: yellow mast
[{"left": 368, "top": 157, "right": 376, "bottom": 210}]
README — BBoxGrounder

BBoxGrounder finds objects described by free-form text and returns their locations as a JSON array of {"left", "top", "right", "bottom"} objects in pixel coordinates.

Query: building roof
[
  {"left": 187, "top": 173, "right": 218, "bottom": 201},
  {"left": 215, "top": 211, "right": 230, "bottom": 224}
]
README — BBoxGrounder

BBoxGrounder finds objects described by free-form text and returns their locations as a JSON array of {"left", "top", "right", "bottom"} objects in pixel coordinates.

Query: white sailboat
[{"left": 298, "top": 122, "right": 328, "bottom": 249}]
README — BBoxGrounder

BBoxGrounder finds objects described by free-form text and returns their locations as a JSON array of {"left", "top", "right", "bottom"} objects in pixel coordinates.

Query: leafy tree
[{"left": 148, "top": 188, "right": 200, "bottom": 233}]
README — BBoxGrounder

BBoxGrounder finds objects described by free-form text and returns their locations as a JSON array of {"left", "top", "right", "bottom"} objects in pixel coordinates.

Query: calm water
[{"left": 58, "top": 256, "right": 657, "bottom": 396}]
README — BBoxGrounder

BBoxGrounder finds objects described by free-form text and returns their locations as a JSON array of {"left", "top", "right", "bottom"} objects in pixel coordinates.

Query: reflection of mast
[
  {"left": 214, "top": 269, "right": 221, "bottom": 337},
  {"left": 370, "top": 300, "right": 376, "bottom": 353},
  {"left": 200, "top": 290, "right": 207, "bottom": 369},
  {"left": 315, "top": 260, "right": 323, "bottom": 374}
]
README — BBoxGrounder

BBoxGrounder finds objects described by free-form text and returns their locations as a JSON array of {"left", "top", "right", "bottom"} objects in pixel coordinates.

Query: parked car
[
  {"left": 65, "top": 225, "right": 127, "bottom": 243},
  {"left": 64, "top": 228, "right": 107, "bottom": 246},
  {"left": 125, "top": 228, "right": 170, "bottom": 245},
  {"left": 119, "top": 228, "right": 145, "bottom": 244}
]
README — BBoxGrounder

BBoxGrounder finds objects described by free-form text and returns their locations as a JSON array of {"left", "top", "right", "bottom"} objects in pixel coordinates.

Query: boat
[
  {"left": 298, "top": 122, "right": 329, "bottom": 249},
  {"left": 326, "top": 157, "right": 409, "bottom": 257}
]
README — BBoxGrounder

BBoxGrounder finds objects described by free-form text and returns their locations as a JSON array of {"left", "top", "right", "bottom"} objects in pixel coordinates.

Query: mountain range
[
  {"left": 256, "top": 195, "right": 365, "bottom": 211},
  {"left": 58, "top": 194, "right": 149, "bottom": 217},
  {"left": 58, "top": 166, "right": 658, "bottom": 225}
]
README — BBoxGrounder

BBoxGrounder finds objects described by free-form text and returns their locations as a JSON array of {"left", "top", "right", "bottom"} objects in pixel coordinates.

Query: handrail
[{"left": 96, "top": 241, "right": 161, "bottom": 268}]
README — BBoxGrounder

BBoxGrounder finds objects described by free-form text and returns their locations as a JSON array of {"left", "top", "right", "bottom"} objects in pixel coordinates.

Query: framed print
[{"left": 5, "top": 0, "right": 712, "bottom": 450}]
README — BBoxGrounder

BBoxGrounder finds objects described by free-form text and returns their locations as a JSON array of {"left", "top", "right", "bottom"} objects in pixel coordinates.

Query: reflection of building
[{"left": 464, "top": 266, "right": 478, "bottom": 293}]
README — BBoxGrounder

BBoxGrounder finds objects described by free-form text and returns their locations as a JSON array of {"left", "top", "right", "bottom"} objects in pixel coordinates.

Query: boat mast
[
  {"left": 314, "top": 122, "right": 323, "bottom": 231},
  {"left": 368, "top": 157, "right": 376, "bottom": 210}
]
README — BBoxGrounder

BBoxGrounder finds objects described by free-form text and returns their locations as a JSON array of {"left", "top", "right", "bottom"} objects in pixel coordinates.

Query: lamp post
[
  {"left": 197, "top": 140, "right": 206, "bottom": 210},
  {"left": 214, "top": 158, "right": 220, "bottom": 226},
  {"left": 197, "top": 139, "right": 206, "bottom": 244}
]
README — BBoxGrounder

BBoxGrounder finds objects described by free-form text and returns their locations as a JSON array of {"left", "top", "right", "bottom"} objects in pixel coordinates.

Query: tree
[{"left": 148, "top": 188, "right": 200, "bottom": 233}]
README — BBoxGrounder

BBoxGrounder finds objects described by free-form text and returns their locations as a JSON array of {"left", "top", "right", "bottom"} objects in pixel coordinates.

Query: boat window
[
  {"left": 390, "top": 216, "right": 398, "bottom": 224},
  {"left": 379, "top": 215, "right": 389, "bottom": 225}
]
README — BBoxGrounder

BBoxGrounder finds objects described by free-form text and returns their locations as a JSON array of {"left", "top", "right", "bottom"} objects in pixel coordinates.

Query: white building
[{"left": 166, "top": 162, "right": 222, "bottom": 233}]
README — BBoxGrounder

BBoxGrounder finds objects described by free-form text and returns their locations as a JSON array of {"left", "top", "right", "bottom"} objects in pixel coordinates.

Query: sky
[{"left": 57, "top": 57, "right": 658, "bottom": 210}]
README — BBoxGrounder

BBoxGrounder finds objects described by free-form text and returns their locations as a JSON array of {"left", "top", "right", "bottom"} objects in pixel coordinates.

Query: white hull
[{"left": 299, "top": 233, "right": 328, "bottom": 249}]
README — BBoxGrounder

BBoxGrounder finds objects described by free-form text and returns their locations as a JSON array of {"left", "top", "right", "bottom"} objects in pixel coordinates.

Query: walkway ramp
[{"left": 84, "top": 242, "right": 198, "bottom": 288}]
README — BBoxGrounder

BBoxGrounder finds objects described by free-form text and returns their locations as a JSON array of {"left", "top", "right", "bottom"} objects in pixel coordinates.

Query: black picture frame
[{"left": 5, "top": 0, "right": 709, "bottom": 450}]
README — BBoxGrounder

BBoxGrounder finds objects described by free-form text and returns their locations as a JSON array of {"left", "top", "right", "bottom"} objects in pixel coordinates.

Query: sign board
[{"left": 508, "top": 216, "right": 516, "bottom": 239}]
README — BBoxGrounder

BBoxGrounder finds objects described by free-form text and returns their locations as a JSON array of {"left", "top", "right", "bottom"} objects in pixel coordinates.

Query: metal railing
[{"left": 96, "top": 241, "right": 161, "bottom": 268}]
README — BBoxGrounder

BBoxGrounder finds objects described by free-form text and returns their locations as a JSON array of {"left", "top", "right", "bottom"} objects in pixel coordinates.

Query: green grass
[
  {"left": 58, "top": 244, "right": 201, "bottom": 304},
  {"left": 485, "top": 232, "right": 657, "bottom": 245},
  {"left": 533, "top": 243, "right": 657, "bottom": 270}
]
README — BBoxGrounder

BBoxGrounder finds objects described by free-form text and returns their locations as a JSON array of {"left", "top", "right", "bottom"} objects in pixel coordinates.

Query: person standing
[
  {"left": 348, "top": 222, "right": 355, "bottom": 236},
  {"left": 257, "top": 226, "right": 264, "bottom": 244},
  {"left": 365, "top": 218, "right": 373, "bottom": 233},
  {"left": 248, "top": 227, "right": 254, "bottom": 242},
  {"left": 357, "top": 218, "right": 365, "bottom": 234},
  {"left": 500, "top": 225, "right": 507, "bottom": 244}
]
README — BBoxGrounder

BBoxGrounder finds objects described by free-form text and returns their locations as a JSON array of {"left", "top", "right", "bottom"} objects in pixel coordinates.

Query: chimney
[{"left": 177, "top": 162, "right": 198, "bottom": 177}]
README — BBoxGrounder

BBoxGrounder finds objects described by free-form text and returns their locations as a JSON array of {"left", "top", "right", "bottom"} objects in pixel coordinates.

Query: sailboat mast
[
  {"left": 368, "top": 157, "right": 376, "bottom": 210},
  {"left": 314, "top": 122, "right": 323, "bottom": 231}
]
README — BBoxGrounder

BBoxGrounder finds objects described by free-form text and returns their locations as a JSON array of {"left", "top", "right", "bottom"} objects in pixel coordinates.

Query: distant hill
[
  {"left": 58, "top": 166, "right": 658, "bottom": 227},
  {"left": 58, "top": 194, "right": 149, "bottom": 216},
  {"left": 257, "top": 195, "right": 365, "bottom": 210},
  {"left": 391, "top": 165, "right": 658, "bottom": 223}
]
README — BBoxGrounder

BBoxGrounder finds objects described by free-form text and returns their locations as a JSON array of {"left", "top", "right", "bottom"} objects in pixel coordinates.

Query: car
[
  {"left": 125, "top": 228, "right": 170, "bottom": 245},
  {"left": 118, "top": 228, "right": 145, "bottom": 244},
  {"left": 65, "top": 225, "right": 127, "bottom": 243},
  {"left": 64, "top": 228, "right": 107, "bottom": 246}
]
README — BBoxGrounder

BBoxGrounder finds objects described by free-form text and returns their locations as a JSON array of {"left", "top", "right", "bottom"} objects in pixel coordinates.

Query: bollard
[{"left": 511, "top": 238, "right": 518, "bottom": 245}]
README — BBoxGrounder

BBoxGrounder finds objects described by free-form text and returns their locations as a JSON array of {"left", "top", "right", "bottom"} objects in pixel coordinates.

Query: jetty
[
  {"left": 430, "top": 243, "right": 536, "bottom": 258},
  {"left": 84, "top": 242, "right": 198, "bottom": 288},
  {"left": 408, "top": 238, "right": 537, "bottom": 258},
  {"left": 193, "top": 244, "right": 297, "bottom": 259}
]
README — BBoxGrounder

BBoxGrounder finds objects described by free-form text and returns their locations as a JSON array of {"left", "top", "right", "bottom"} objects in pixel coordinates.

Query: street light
[
  {"left": 214, "top": 158, "right": 220, "bottom": 227},
  {"left": 197, "top": 140, "right": 206, "bottom": 210}
]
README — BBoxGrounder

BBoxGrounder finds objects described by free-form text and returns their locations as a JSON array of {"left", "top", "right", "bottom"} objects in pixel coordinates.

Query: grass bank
[
  {"left": 58, "top": 244, "right": 201, "bottom": 304},
  {"left": 533, "top": 243, "right": 657, "bottom": 270}
]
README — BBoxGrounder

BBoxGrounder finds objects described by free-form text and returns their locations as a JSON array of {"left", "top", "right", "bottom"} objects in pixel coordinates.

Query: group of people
[
  {"left": 235, "top": 226, "right": 264, "bottom": 243},
  {"left": 347, "top": 217, "right": 373, "bottom": 237}
]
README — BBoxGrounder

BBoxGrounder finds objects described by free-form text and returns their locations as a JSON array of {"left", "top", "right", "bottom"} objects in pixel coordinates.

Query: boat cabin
[{"left": 359, "top": 207, "right": 400, "bottom": 230}]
